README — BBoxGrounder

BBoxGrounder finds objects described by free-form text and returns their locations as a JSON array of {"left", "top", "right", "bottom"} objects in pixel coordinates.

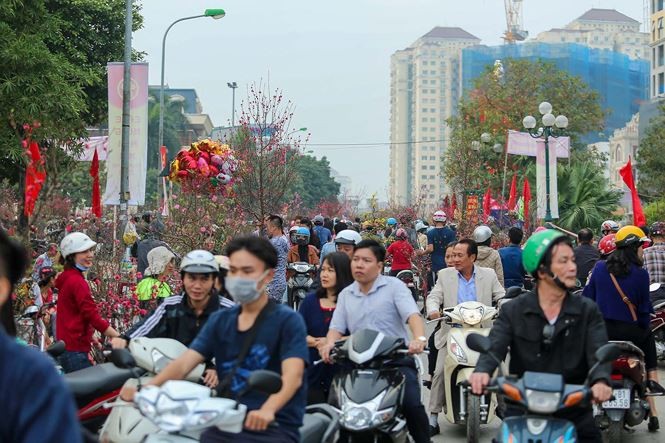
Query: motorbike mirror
[
  {"left": 466, "top": 333, "right": 491, "bottom": 354},
  {"left": 594, "top": 343, "right": 621, "bottom": 364},
  {"left": 46, "top": 340, "right": 66, "bottom": 358},
  {"left": 109, "top": 348, "right": 137, "bottom": 369},
  {"left": 247, "top": 370, "right": 283, "bottom": 395},
  {"left": 504, "top": 287, "right": 524, "bottom": 300}
]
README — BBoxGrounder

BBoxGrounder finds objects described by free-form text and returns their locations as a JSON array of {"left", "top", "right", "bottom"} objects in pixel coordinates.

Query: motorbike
[
  {"left": 326, "top": 328, "right": 422, "bottom": 442},
  {"left": 99, "top": 337, "right": 206, "bottom": 442},
  {"left": 16, "top": 301, "right": 56, "bottom": 351},
  {"left": 650, "top": 283, "right": 665, "bottom": 361},
  {"left": 593, "top": 340, "right": 664, "bottom": 442},
  {"left": 428, "top": 301, "right": 499, "bottom": 442},
  {"left": 287, "top": 261, "right": 316, "bottom": 310},
  {"left": 105, "top": 347, "right": 339, "bottom": 443},
  {"left": 466, "top": 333, "right": 621, "bottom": 442},
  {"left": 395, "top": 268, "right": 421, "bottom": 303}
]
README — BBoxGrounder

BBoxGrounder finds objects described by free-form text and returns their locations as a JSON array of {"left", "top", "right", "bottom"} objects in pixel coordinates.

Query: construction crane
[{"left": 503, "top": 0, "right": 528, "bottom": 44}]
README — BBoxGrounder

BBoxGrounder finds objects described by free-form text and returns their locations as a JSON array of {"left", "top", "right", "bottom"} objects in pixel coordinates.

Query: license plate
[{"left": 601, "top": 389, "right": 631, "bottom": 409}]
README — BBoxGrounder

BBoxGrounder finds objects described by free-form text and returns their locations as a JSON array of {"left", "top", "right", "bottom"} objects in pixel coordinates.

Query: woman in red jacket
[{"left": 56, "top": 232, "right": 120, "bottom": 373}]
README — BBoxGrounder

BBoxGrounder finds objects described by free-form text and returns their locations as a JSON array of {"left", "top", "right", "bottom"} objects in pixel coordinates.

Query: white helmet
[
  {"left": 473, "top": 225, "right": 493, "bottom": 243},
  {"left": 60, "top": 232, "right": 97, "bottom": 259},
  {"left": 180, "top": 250, "right": 219, "bottom": 274},
  {"left": 601, "top": 220, "right": 620, "bottom": 233},
  {"left": 415, "top": 221, "right": 427, "bottom": 232},
  {"left": 334, "top": 229, "right": 362, "bottom": 246},
  {"left": 432, "top": 211, "right": 447, "bottom": 223}
]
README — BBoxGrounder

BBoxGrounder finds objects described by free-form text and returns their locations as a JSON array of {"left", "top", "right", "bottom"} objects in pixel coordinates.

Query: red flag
[
  {"left": 507, "top": 174, "right": 518, "bottom": 211},
  {"left": 619, "top": 157, "right": 645, "bottom": 226},
  {"left": 523, "top": 179, "right": 532, "bottom": 229},
  {"left": 90, "top": 148, "right": 101, "bottom": 218},
  {"left": 483, "top": 187, "right": 492, "bottom": 221},
  {"left": 24, "top": 141, "right": 46, "bottom": 217}
]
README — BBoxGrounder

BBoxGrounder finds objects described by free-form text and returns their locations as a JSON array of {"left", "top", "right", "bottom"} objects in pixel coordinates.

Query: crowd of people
[{"left": 1, "top": 211, "right": 665, "bottom": 443}]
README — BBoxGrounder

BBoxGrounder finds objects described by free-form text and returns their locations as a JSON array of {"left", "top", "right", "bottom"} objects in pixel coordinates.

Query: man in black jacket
[
  {"left": 470, "top": 230, "right": 612, "bottom": 442},
  {"left": 574, "top": 228, "right": 600, "bottom": 287}
]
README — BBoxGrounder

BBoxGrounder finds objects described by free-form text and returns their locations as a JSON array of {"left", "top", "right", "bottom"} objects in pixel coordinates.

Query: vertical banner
[
  {"left": 466, "top": 194, "right": 479, "bottom": 225},
  {"left": 103, "top": 62, "right": 149, "bottom": 206},
  {"left": 536, "top": 140, "right": 560, "bottom": 219}
]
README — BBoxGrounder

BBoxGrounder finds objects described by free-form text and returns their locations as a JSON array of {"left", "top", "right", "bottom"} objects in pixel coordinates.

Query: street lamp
[
  {"left": 227, "top": 82, "right": 238, "bottom": 127},
  {"left": 523, "top": 101, "right": 568, "bottom": 222},
  {"left": 288, "top": 127, "right": 308, "bottom": 136},
  {"left": 158, "top": 8, "right": 226, "bottom": 167}
]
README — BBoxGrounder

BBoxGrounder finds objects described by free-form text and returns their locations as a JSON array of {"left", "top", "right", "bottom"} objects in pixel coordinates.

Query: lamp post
[
  {"left": 522, "top": 101, "right": 568, "bottom": 222},
  {"left": 227, "top": 82, "right": 238, "bottom": 127},
  {"left": 158, "top": 9, "right": 225, "bottom": 166}
]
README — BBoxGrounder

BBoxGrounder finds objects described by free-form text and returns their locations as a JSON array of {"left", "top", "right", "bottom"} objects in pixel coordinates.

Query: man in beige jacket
[{"left": 424, "top": 238, "right": 505, "bottom": 435}]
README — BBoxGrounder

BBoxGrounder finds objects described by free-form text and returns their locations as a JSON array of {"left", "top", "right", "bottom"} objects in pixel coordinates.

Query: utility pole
[
  {"left": 120, "top": 0, "right": 133, "bottom": 216},
  {"left": 227, "top": 82, "right": 238, "bottom": 127}
]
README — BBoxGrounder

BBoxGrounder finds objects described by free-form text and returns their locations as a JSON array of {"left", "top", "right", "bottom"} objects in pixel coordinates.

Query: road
[{"left": 419, "top": 322, "right": 665, "bottom": 442}]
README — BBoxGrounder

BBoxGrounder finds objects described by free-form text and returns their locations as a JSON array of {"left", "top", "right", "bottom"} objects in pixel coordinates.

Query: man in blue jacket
[
  {"left": 498, "top": 227, "right": 526, "bottom": 288},
  {"left": 0, "top": 229, "right": 82, "bottom": 443}
]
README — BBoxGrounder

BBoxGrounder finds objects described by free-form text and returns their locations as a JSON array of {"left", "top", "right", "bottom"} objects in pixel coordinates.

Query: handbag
[{"left": 609, "top": 273, "right": 638, "bottom": 322}]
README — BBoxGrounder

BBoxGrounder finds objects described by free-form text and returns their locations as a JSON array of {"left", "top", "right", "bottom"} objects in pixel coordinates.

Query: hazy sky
[{"left": 133, "top": 0, "right": 645, "bottom": 199}]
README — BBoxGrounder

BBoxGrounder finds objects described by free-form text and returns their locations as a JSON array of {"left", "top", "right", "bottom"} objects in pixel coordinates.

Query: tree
[
  {"left": 147, "top": 92, "right": 189, "bottom": 170},
  {"left": 636, "top": 102, "right": 665, "bottom": 199},
  {"left": 233, "top": 83, "right": 304, "bottom": 223},
  {"left": 288, "top": 155, "right": 340, "bottom": 209},
  {"left": 444, "top": 59, "right": 604, "bottom": 199}
]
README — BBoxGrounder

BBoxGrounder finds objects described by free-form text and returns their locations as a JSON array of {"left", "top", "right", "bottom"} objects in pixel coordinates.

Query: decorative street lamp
[{"left": 522, "top": 101, "right": 568, "bottom": 222}]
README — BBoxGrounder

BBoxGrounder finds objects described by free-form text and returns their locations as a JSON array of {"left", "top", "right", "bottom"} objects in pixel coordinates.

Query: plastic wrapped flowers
[{"left": 168, "top": 139, "right": 239, "bottom": 193}]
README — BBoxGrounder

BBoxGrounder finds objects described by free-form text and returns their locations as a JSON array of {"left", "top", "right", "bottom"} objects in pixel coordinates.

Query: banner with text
[{"left": 103, "top": 62, "right": 149, "bottom": 206}]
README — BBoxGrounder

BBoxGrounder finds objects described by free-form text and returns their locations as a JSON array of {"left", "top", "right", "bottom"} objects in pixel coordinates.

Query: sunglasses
[{"left": 541, "top": 324, "right": 555, "bottom": 351}]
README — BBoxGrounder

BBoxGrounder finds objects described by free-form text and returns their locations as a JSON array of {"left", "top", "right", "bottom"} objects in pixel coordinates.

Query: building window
[
  {"left": 429, "top": 175, "right": 435, "bottom": 179},
  {"left": 659, "top": 45, "right": 664, "bottom": 66},
  {"left": 421, "top": 165, "right": 427, "bottom": 170},
  {"left": 654, "top": 47, "right": 657, "bottom": 69},
  {"left": 429, "top": 165, "right": 436, "bottom": 170},
  {"left": 660, "top": 73, "right": 665, "bottom": 95},
  {"left": 660, "top": 18, "right": 664, "bottom": 40}
]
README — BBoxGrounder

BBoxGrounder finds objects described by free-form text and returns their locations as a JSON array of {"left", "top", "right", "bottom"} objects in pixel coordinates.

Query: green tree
[
  {"left": 288, "top": 155, "right": 340, "bottom": 209},
  {"left": 147, "top": 92, "right": 189, "bottom": 170},
  {"left": 444, "top": 59, "right": 604, "bottom": 198},
  {"left": 644, "top": 198, "right": 665, "bottom": 223},
  {"left": 636, "top": 102, "right": 665, "bottom": 199}
]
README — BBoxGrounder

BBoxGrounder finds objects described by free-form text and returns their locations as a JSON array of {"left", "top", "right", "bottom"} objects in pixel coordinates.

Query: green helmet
[{"left": 522, "top": 230, "right": 566, "bottom": 276}]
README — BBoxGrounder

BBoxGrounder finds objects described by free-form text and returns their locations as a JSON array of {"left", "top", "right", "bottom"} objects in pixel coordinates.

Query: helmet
[
  {"left": 179, "top": 250, "right": 218, "bottom": 274},
  {"left": 289, "top": 225, "right": 299, "bottom": 233},
  {"left": 473, "top": 225, "right": 492, "bottom": 243},
  {"left": 386, "top": 217, "right": 397, "bottom": 226},
  {"left": 60, "top": 232, "right": 97, "bottom": 259},
  {"left": 214, "top": 255, "right": 230, "bottom": 271},
  {"left": 598, "top": 234, "right": 617, "bottom": 256},
  {"left": 415, "top": 222, "right": 426, "bottom": 232},
  {"left": 615, "top": 225, "right": 649, "bottom": 248},
  {"left": 334, "top": 229, "right": 362, "bottom": 246},
  {"left": 432, "top": 211, "right": 447, "bottom": 223},
  {"left": 313, "top": 215, "right": 324, "bottom": 225},
  {"left": 395, "top": 228, "right": 408, "bottom": 240},
  {"left": 39, "top": 267, "right": 55, "bottom": 280},
  {"left": 601, "top": 220, "right": 620, "bottom": 234},
  {"left": 650, "top": 222, "right": 665, "bottom": 237},
  {"left": 522, "top": 230, "right": 566, "bottom": 276},
  {"left": 295, "top": 227, "right": 310, "bottom": 245},
  {"left": 23, "top": 305, "right": 39, "bottom": 317},
  {"left": 534, "top": 226, "right": 548, "bottom": 233}
]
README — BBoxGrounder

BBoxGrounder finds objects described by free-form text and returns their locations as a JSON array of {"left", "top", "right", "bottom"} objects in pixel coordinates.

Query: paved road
[{"left": 419, "top": 322, "right": 665, "bottom": 442}]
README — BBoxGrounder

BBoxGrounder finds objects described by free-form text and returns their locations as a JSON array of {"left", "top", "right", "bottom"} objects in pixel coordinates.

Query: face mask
[
  {"left": 75, "top": 263, "right": 89, "bottom": 272},
  {"left": 225, "top": 270, "right": 270, "bottom": 304}
]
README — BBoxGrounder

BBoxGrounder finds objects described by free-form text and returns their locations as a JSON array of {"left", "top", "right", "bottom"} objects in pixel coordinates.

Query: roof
[
  {"left": 575, "top": 8, "right": 639, "bottom": 24},
  {"left": 422, "top": 27, "right": 480, "bottom": 41},
  {"left": 148, "top": 87, "right": 201, "bottom": 114}
]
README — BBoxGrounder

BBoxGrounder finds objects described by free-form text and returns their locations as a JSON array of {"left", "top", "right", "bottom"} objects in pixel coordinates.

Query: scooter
[
  {"left": 287, "top": 262, "right": 316, "bottom": 310},
  {"left": 428, "top": 301, "right": 499, "bottom": 442},
  {"left": 99, "top": 337, "right": 206, "bottom": 442},
  {"left": 326, "top": 329, "right": 420, "bottom": 442},
  {"left": 105, "top": 348, "right": 339, "bottom": 443},
  {"left": 466, "top": 333, "right": 621, "bottom": 442},
  {"left": 593, "top": 340, "right": 664, "bottom": 442},
  {"left": 650, "top": 283, "right": 665, "bottom": 361},
  {"left": 395, "top": 268, "right": 420, "bottom": 303}
]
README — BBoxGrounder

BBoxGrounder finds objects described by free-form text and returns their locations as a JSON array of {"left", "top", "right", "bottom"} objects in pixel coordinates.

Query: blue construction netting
[{"left": 462, "top": 42, "right": 649, "bottom": 142}]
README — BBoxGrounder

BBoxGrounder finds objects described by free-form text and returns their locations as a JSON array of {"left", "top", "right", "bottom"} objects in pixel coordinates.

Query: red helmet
[
  {"left": 395, "top": 228, "right": 407, "bottom": 240},
  {"left": 598, "top": 234, "right": 617, "bottom": 256}
]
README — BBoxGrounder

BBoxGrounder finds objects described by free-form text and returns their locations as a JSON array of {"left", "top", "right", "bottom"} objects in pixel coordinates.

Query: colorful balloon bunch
[{"left": 169, "top": 139, "right": 238, "bottom": 189}]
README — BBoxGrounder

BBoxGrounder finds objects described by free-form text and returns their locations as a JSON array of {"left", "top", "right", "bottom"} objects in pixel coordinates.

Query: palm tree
[
  {"left": 147, "top": 92, "right": 188, "bottom": 170},
  {"left": 556, "top": 160, "right": 621, "bottom": 233}
]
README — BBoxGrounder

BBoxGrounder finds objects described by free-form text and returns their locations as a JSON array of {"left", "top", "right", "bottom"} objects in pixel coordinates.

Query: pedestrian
[
  {"left": 32, "top": 243, "right": 57, "bottom": 281},
  {"left": 425, "top": 210, "right": 457, "bottom": 285},
  {"left": 499, "top": 227, "right": 526, "bottom": 289},
  {"left": 313, "top": 215, "right": 332, "bottom": 246},
  {"left": 387, "top": 228, "right": 415, "bottom": 276},
  {"left": 574, "top": 228, "right": 600, "bottom": 287},
  {"left": 135, "top": 246, "right": 176, "bottom": 311},
  {"left": 644, "top": 221, "right": 665, "bottom": 285},
  {"left": 473, "top": 225, "right": 504, "bottom": 287},
  {"left": 265, "top": 215, "right": 289, "bottom": 303}
]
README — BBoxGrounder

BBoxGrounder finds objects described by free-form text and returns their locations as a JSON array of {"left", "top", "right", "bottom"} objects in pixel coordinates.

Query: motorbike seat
[
  {"left": 299, "top": 412, "right": 330, "bottom": 443},
  {"left": 64, "top": 362, "right": 140, "bottom": 407},
  {"left": 609, "top": 341, "right": 645, "bottom": 360}
]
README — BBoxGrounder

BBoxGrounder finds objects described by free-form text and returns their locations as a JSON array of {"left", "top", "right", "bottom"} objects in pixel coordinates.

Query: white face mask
[{"left": 225, "top": 270, "right": 270, "bottom": 304}]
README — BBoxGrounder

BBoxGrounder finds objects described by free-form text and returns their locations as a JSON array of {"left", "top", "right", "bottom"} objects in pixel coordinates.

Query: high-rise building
[
  {"left": 536, "top": 8, "right": 649, "bottom": 60},
  {"left": 650, "top": 1, "right": 665, "bottom": 97},
  {"left": 389, "top": 27, "right": 480, "bottom": 206}
]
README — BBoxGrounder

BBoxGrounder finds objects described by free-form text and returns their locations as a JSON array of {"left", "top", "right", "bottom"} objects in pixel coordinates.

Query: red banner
[
  {"left": 619, "top": 157, "right": 645, "bottom": 227},
  {"left": 89, "top": 148, "right": 101, "bottom": 218},
  {"left": 466, "top": 194, "right": 479, "bottom": 224},
  {"left": 24, "top": 140, "right": 46, "bottom": 217}
]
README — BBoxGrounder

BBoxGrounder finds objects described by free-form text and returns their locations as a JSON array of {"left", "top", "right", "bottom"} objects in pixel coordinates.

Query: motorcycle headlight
[
  {"left": 449, "top": 336, "right": 468, "bottom": 364},
  {"left": 295, "top": 264, "right": 310, "bottom": 273},
  {"left": 526, "top": 389, "right": 561, "bottom": 414},
  {"left": 340, "top": 391, "right": 394, "bottom": 430},
  {"left": 459, "top": 306, "right": 484, "bottom": 325}
]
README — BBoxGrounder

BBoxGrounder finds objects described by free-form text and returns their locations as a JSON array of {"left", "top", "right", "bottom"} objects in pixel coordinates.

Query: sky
[{"left": 132, "top": 0, "right": 646, "bottom": 199}]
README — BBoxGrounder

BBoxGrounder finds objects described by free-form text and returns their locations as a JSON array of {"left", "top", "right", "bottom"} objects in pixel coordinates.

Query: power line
[{"left": 306, "top": 139, "right": 448, "bottom": 146}]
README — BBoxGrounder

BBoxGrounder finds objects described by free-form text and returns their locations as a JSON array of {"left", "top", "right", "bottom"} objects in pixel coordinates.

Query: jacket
[
  {"left": 425, "top": 265, "right": 505, "bottom": 349},
  {"left": 476, "top": 246, "right": 504, "bottom": 287},
  {"left": 574, "top": 244, "right": 600, "bottom": 287},
  {"left": 475, "top": 290, "right": 611, "bottom": 386},
  {"left": 288, "top": 245, "right": 319, "bottom": 265},
  {"left": 127, "top": 292, "right": 235, "bottom": 345},
  {"left": 55, "top": 268, "right": 109, "bottom": 352},
  {"left": 498, "top": 244, "right": 525, "bottom": 288}
]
